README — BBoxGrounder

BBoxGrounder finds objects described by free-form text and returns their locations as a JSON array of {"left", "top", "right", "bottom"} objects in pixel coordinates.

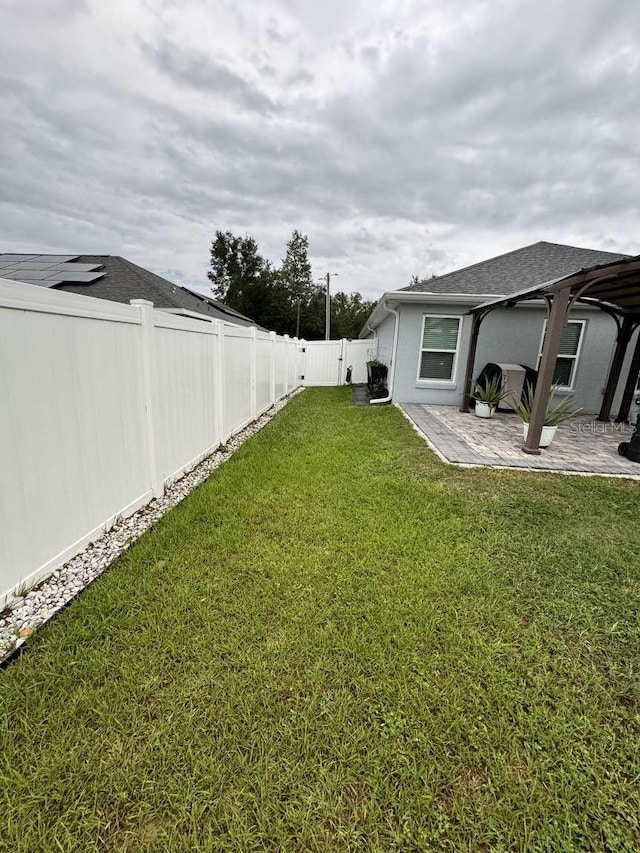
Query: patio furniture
[{"left": 619, "top": 396, "right": 640, "bottom": 462}]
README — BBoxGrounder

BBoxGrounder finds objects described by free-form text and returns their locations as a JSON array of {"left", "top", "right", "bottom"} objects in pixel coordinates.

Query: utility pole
[
  {"left": 321, "top": 272, "right": 339, "bottom": 340},
  {"left": 295, "top": 299, "right": 301, "bottom": 338}
]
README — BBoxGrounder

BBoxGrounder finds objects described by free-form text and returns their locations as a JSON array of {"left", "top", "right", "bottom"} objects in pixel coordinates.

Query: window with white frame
[
  {"left": 537, "top": 319, "right": 585, "bottom": 388},
  {"left": 418, "top": 315, "right": 462, "bottom": 382}
]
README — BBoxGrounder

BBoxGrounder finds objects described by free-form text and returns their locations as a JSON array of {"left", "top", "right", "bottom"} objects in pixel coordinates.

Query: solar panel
[
  {"left": 2, "top": 269, "right": 54, "bottom": 280},
  {"left": 21, "top": 255, "right": 78, "bottom": 264},
  {"left": 49, "top": 271, "right": 104, "bottom": 282},
  {"left": 0, "top": 255, "right": 106, "bottom": 287},
  {"left": 2, "top": 262, "right": 61, "bottom": 272},
  {"left": 2, "top": 271, "right": 53, "bottom": 283},
  {"left": 0, "top": 254, "right": 38, "bottom": 263},
  {"left": 6, "top": 277, "right": 63, "bottom": 288},
  {"left": 51, "top": 263, "right": 104, "bottom": 273}
]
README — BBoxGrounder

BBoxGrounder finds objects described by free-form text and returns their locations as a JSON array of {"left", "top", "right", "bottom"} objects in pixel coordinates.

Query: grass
[{"left": 1, "top": 387, "right": 639, "bottom": 852}]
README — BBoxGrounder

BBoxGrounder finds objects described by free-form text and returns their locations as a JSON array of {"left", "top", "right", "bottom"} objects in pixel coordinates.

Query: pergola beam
[
  {"left": 616, "top": 329, "right": 640, "bottom": 423},
  {"left": 464, "top": 253, "right": 640, "bottom": 449},
  {"left": 460, "top": 310, "right": 487, "bottom": 413},
  {"left": 522, "top": 285, "right": 572, "bottom": 454},
  {"left": 585, "top": 283, "right": 640, "bottom": 300},
  {"left": 544, "top": 257, "right": 640, "bottom": 296},
  {"left": 597, "top": 316, "right": 634, "bottom": 421},
  {"left": 596, "top": 294, "right": 640, "bottom": 308}
]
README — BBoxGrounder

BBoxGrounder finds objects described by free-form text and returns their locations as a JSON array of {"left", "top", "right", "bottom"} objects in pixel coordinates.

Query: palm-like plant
[
  {"left": 473, "top": 374, "right": 508, "bottom": 409},
  {"left": 514, "top": 382, "right": 582, "bottom": 426}
]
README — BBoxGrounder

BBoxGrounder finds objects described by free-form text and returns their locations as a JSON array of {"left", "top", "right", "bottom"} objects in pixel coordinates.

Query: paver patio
[{"left": 400, "top": 403, "right": 640, "bottom": 477}]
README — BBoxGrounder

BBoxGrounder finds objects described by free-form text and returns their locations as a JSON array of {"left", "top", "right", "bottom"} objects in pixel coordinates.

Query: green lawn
[{"left": 1, "top": 388, "right": 639, "bottom": 852}]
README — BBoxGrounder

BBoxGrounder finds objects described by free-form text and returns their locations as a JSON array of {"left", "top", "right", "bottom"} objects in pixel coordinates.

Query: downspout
[{"left": 370, "top": 301, "right": 399, "bottom": 405}]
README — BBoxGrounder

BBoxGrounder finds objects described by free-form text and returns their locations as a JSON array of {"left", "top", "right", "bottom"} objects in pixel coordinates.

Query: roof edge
[
  {"left": 469, "top": 253, "right": 640, "bottom": 316},
  {"left": 401, "top": 241, "right": 630, "bottom": 293},
  {"left": 359, "top": 290, "right": 502, "bottom": 336}
]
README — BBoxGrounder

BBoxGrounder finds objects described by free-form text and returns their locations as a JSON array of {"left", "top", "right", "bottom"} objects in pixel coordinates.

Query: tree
[
  {"left": 207, "top": 231, "right": 272, "bottom": 321},
  {"left": 330, "top": 291, "right": 377, "bottom": 339},
  {"left": 277, "top": 230, "right": 319, "bottom": 337},
  {"left": 280, "top": 230, "right": 313, "bottom": 300},
  {"left": 206, "top": 229, "right": 375, "bottom": 339},
  {"left": 303, "top": 287, "right": 328, "bottom": 340},
  {"left": 408, "top": 273, "right": 436, "bottom": 287},
  {"left": 208, "top": 230, "right": 296, "bottom": 333}
]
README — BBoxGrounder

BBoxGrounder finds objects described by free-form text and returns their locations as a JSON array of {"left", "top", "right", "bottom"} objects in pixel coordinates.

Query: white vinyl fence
[
  {"left": 0, "top": 279, "right": 303, "bottom": 605},
  {"left": 302, "top": 339, "right": 377, "bottom": 386}
]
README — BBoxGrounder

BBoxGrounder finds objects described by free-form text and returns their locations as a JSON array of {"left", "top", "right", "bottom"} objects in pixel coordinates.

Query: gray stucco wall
[
  {"left": 373, "top": 300, "right": 631, "bottom": 414},
  {"left": 373, "top": 312, "right": 395, "bottom": 365}
]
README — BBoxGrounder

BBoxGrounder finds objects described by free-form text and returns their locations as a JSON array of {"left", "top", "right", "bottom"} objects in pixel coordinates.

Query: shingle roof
[
  {"left": 2, "top": 254, "right": 259, "bottom": 327},
  {"left": 401, "top": 242, "right": 629, "bottom": 296},
  {"left": 181, "top": 285, "right": 262, "bottom": 326}
]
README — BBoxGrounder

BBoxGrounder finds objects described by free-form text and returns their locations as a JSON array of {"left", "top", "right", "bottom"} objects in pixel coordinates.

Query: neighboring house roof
[
  {"left": 0, "top": 253, "right": 259, "bottom": 327},
  {"left": 401, "top": 241, "right": 629, "bottom": 297},
  {"left": 181, "top": 285, "right": 265, "bottom": 328}
]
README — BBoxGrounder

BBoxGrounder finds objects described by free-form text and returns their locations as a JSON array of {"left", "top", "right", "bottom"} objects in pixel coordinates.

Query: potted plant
[
  {"left": 472, "top": 374, "right": 508, "bottom": 418},
  {"left": 514, "top": 382, "right": 582, "bottom": 447}
]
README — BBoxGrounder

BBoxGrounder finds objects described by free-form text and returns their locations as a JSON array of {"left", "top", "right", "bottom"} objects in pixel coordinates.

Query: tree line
[{"left": 207, "top": 230, "right": 376, "bottom": 340}]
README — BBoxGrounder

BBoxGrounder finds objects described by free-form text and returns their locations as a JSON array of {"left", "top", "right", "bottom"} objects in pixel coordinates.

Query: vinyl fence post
[
  {"left": 130, "top": 299, "right": 163, "bottom": 499},
  {"left": 270, "top": 331, "right": 276, "bottom": 405},
  {"left": 284, "top": 334, "right": 290, "bottom": 395},
  {"left": 249, "top": 325, "right": 257, "bottom": 419},
  {"left": 293, "top": 337, "right": 299, "bottom": 389},
  {"left": 339, "top": 338, "right": 346, "bottom": 385},
  {"left": 213, "top": 320, "right": 225, "bottom": 444}
]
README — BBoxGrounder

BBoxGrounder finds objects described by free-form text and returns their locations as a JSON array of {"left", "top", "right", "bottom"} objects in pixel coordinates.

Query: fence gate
[{"left": 302, "top": 339, "right": 377, "bottom": 386}]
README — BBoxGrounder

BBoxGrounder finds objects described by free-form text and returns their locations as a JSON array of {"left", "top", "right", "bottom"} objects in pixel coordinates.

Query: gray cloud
[
  {"left": 143, "top": 39, "right": 278, "bottom": 115},
  {"left": 1, "top": 0, "right": 640, "bottom": 300}
]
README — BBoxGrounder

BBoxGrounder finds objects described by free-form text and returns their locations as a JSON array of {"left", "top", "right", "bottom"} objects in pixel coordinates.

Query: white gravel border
[{"left": 0, "top": 390, "right": 303, "bottom": 664}]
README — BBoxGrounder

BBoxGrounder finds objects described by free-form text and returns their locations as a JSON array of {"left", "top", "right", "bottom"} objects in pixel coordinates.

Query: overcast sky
[{"left": 1, "top": 0, "right": 639, "bottom": 299}]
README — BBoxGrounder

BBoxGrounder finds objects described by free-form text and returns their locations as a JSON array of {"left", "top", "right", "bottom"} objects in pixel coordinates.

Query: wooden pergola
[{"left": 460, "top": 254, "right": 640, "bottom": 453}]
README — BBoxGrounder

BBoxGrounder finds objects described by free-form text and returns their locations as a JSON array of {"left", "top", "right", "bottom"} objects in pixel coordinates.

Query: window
[
  {"left": 537, "top": 319, "right": 585, "bottom": 388},
  {"left": 418, "top": 315, "right": 462, "bottom": 382}
]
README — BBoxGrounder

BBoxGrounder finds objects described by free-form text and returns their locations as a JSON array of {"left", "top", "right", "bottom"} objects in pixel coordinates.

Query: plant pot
[
  {"left": 474, "top": 402, "right": 494, "bottom": 419},
  {"left": 523, "top": 423, "right": 557, "bottom": 448}
]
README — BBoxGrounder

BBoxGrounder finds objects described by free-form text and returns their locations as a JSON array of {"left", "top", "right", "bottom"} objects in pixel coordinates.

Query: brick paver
[{"left": 399, "top": 404, "right": 640, "bottom": 478}]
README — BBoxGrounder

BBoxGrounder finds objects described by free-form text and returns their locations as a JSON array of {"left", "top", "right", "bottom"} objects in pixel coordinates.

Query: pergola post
[
  {"left": 522, "top": 286, "right": 572, "bottom": 454},
  {"left": 597, "top": 316, "right": 633, "bottom": 421},
  {"left": 615, "top": 328, "right": 640, "bottom": 422},
  {"left": 460, "top": 311, "right": 484, "bottom": 413}
]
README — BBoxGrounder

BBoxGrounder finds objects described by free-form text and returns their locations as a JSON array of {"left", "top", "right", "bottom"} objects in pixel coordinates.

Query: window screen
[{"left": 419, "top": 316, "right": 461, "bottom": 381}]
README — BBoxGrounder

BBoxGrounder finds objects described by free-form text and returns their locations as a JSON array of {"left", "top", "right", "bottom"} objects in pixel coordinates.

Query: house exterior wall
[
  {"left": 382, "top": 300, "right": 622, "bottom": 413},
  {"left": 373, "top": 312, "right": 395, "bottom": 366}
]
